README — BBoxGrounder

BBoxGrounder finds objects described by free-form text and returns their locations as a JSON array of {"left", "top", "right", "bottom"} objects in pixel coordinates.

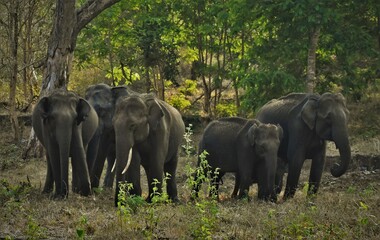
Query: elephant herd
[{"left": 32, "top": 84, "right": 351, "bottom": 206}]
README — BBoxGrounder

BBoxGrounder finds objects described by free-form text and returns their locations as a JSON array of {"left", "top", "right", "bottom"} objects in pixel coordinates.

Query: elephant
[
  {"left": 256, "top": 92, "right": 351, "bottom": 199},
  {"left": 32, "top": 89, "right": 98, "bottom": 198},
  {"left": 112, "top": 93, "right": 185, "bottom": 206},
  {"left": 84, "top": 83, "right": 131, "bottom": 189},
  {"left": 193, "top": 117, "right": 283, "bottom": 201}
]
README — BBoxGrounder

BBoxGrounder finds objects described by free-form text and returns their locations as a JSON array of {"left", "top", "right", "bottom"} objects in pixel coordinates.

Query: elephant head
[
  {"left": 301, "top": 92, "right": 351, "bottom": 177},
  {"left": 247, "top": 121, "right": 283, "bottom": 200},
  {"left": 85, "top": 84, "right": 114, "bottom": 131},
  {"left": 112, "top": 94, "right": 163, "bottom": 176}
]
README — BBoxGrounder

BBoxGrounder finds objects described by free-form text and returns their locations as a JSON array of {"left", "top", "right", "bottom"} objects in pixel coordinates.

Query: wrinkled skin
[
  {"left": 193, "top": 117, "right": 283, "bottom": 201},
  {"left": 256, "top": 92, "right": 351, "bottom": 199},
  {"left": 85, "top": 84, "right": 131, "bottom": 189},
  {"left": 112, "top": 94, "right": 185, "bottom": 206},
  {"left": 32, "top": 89, "right": 98, "bottom": 198}
]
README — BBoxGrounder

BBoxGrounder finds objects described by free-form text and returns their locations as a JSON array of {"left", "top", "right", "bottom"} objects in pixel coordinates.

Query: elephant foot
[
  {"left": 42, "top": 188, "right": 53, "bottom": 195},
  {"left": 51, "top": 193, "right": 67, "bottom": 200}
]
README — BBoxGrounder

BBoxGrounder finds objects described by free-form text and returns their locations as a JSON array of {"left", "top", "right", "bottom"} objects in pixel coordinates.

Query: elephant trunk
[
  {"left": 331, "top": 125, "right": 351, "bottom": 177},
  {"left": 263, "top": 153, "right": 278, "bottom": 201},
  {"left": 56, "top": 126, "right": 72, "bottom": 197}
]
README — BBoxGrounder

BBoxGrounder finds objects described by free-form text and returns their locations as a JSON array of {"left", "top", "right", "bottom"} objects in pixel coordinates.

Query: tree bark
[
  {"left": 9, "top": 0, "right": 21, "bottom": 143},
  {"left": 306, "top": 26, "right": 320, "bottom": 93}
]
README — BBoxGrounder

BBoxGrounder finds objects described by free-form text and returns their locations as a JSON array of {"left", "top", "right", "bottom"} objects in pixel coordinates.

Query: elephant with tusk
[{"left": 112, "top": 93, "right": 185, "bottom": 206}]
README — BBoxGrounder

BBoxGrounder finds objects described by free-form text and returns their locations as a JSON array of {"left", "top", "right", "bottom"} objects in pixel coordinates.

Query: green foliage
[
  {"left": 0, "top": 179, "right": 31, "bottom": 206},
  {"left": 240, "top": 70, "right": 303, "bottom": 112},
  {"left": 167, "top": 93, "right": 191, "bottom": 112},
  {"left": 150, "top": 173, "right": 171, "bottom": 204},
  {"left": 190, "top": 199, "right": 219, "bottom": 240},
  {"left": 186, "top": 150, "right": 220, "bottom": 200},
  {"left": 215, "top": 102, "right": 238, "bottom": 117},
  {"left": 117, "top": 182, "right": 146, "bottom": 216},
  {"left": 179, "top": 79, "right": 198, "bottom": 95},
  {"left": 26, "top": 216, "right": 47, "bottom": 240},
  {"left": 75, "top": 216, "right": 88, "bottom": 240}
]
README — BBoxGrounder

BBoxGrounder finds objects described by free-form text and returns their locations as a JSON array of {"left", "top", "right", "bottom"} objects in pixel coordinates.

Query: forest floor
[{"left": 0, "top": 97, "right": 380, "bottom": 239}]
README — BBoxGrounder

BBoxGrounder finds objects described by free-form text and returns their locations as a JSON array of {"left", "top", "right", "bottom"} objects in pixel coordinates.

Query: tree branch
[{"left": 75, "top": 0, "right": 121, "bottom": 34}]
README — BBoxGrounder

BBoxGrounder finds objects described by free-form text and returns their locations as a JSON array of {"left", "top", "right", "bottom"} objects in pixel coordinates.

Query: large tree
[
  {"left": 24, "top": 0, "right": 121, "bottom": 157},
  {"left": 40, "top": 0, "right": 121, "bottom": 95}
]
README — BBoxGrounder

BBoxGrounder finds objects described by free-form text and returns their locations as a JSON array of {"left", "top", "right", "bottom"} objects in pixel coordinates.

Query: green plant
[
  {"left": 76, "top": 216, "right": 88, "bottom": 240},
  {"left": 190, "top": 199, "right": 219, "bottom": 239},
  {"left": 355, "top": 201, "right": 377, "bottom": 236},
  {"left": 168, "top": 93, "right": 191, "bottom": 112},
  {"left": 150, "top": 173, "right": 171, "bottom": 204},
  {"left": 117, "top": 182, "right": 146, "bottom": 215},
  {"left": 182, "top": 124, "right": 194, "bottom": 157},
  {"left": 0, "top": 179, "right": 31, "bottom": 206},
  {"left": 26, "top": 216, "right": 46, "bottom": 239}
]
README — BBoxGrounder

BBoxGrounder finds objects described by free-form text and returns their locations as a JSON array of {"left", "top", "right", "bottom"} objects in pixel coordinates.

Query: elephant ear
[
  {"left": 247, "top": 122, "right": 259, "bottom": 146},
  {"left": 37, "top": 97, "right": 50, "bottom": 121},
  {"left": 76, "top": 98, "right": 91, "bottom": 125},
  {"left": 146, "top": 98, "right": 164, "bottom": 130},
  {"left": 301, "top": 96, "right": 319, "bottom": 130},
  {"left": 276, "top": 124, "right": 283, "bottom": 140}
]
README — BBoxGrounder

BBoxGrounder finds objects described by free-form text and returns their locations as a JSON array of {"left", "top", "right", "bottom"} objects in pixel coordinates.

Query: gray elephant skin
[
  {"left": 112, "top": 93, "right": 185, "bottom": 206},
  {"left": 194, "top": 117, "right": 283, "bottom": 201},
  {"left": 85, "top": 83, "right": 131, "bottom": 189},
  {"left": 32, "top": 89, "right": 98, "bottom": 198},
  {"left": 256, "top": 92, "right": 351, "bottom": 199}
]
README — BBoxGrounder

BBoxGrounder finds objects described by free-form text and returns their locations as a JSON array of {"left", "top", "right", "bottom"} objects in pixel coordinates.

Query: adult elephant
[
  {"left": 112, "top": 93, "right": 185, "bottom": 206},
  {"left": 256, "top": 92, "right": 351, "bottom": 199},
  {"left": 32, "top": 89, "right": 98, "bottom": 198},
  {"left": 84, "top": 83, "right": 131, "bottom": 189},
  {"left": 193, "top": 117, "right": 283, "bottom": 201}
]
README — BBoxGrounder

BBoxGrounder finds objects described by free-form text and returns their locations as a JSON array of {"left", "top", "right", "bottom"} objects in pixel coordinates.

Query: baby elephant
[{"left": 193, "top": 117, "right": 283, "bottom": 201}]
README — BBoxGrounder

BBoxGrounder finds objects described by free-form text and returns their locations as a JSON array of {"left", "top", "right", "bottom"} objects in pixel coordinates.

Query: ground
[{"left": 0, "top": 98, "right": 379, "bottom": 239}]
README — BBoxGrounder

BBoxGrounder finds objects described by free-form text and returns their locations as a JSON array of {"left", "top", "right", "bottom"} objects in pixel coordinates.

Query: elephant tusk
[
  {"left": 111, "top": 159, "right": 117, "bottom": 173},
  {"left": 122, "top": 147, "right": 133, "bottom": 175}
]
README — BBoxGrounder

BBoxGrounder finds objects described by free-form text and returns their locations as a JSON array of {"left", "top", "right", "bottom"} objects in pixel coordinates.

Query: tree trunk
[
  {"left": 24, "top": 0, "right": 122, "bottom": 158},
  {"left": 9, "top": 0, "right": 21, "bottom": 143},
  {"left": 306, "top": 26, "right": 320, "bottom": 93}
]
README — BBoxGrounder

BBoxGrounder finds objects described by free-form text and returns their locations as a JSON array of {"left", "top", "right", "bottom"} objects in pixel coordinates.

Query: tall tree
[
  {"left": 40, "top": 0, "right": 121, "bottom": 95},
  {"left": 24, "top": 0, "right": 121, "bottom": 156}
]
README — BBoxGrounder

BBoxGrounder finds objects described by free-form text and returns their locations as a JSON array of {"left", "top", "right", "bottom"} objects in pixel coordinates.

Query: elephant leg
[
  {"left": 238, "top": 175, "right": 251, "bottom": 200},
  {"left": 71, "top": 131, "right": 91, "bottom": 196},
  {"left": 231, "top": 174, "right": 240, "bottom": 198},
  {"left": 46, "top": 141, "right": 64, "bottom": 199},
  {"left": 42, "top": 153, "right": 54, "bottom": 194},
  {"left": 90, "top": 135, "right": 110, "bottom": 188},
  {"left": 284, "top": 152, "right": 305, "bottom": 200},
  {"left": 308, "top": 146, "right": 326, "bottom": 195},
  {"left": 103, "top": 149, "right": 116, "bottom": 188},
  {"left": 146, "top": 166, "right": 164, "bottom": 203},
  {"left": 164, "top": 154, "right": 179, "bottom": 202},
  {"left": 125, "top": 153, "right": 142, "bottom": 197},
  {"left": 86, "top": 133, "right": 100, "bottom": 180}
]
